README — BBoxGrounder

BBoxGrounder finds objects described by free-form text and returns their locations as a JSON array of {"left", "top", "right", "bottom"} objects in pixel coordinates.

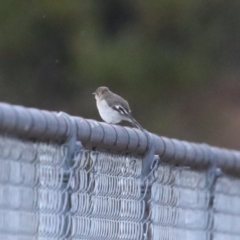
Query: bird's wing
[
  {"left": 112, "top": 104, "right": 143, "bottom": 131},
  {"left": 106, "top": 93, "right": 143, "bottom": 130},
  {"left": 107, "top": 93, "right": 131, "bottom": 113},
  {"left": 113, "top": 105, "right": 130, "bottom": 115}
]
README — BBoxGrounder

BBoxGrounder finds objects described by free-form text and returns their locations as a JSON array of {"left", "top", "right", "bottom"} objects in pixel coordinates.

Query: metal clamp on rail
[
  {"left": 142, "top": 130, "right": 160, "bottom": 180},
  {"left": 207, "top": 148, "right": 223, "bottom": 192},
  {"left": 57, "top": 112, "right": 83, "bottom": 175}
]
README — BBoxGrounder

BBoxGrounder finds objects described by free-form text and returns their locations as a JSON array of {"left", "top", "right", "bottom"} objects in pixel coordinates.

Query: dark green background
[{"left": 1, "top": 0, "right": 240, "bottom": 149}]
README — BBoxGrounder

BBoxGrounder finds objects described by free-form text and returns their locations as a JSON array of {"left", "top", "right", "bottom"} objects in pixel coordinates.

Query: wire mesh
[
  {"left": 146, "top": 163, "right": 240, "bottom": 240},
  {"left": 0, "top": 135, "right": 67, "bottom": 240},
  {"left": 69, "top": 150, "right": 145, "bottom": 239},
  {"left": 0, "top": 134, "right": 240, "bottom": 239},
  {"left": 146, "top": 164, "right": 211, "bottom": 240},
  {"left": 212, "top": 176, "right": 240, "bottom": 240}
]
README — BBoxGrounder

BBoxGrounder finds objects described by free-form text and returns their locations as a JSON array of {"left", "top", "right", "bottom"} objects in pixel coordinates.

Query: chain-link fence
[{"left": 0, "top": 103, "right": 240, "bottom": 240}]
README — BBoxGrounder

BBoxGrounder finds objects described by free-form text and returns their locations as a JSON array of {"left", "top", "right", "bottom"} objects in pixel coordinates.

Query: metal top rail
[{"left": 0, "top": 102, "right": 239, "bottom": 174}]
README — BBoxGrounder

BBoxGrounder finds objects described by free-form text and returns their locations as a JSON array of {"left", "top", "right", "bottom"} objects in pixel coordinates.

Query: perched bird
[{"left": 93, "top": 86, "right": 143, "bottom": 130}]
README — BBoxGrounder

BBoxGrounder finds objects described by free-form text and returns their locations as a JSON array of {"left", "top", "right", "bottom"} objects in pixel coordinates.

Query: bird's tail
[{"left": 129, "top": 115, "right": 144, "bottom": 131}]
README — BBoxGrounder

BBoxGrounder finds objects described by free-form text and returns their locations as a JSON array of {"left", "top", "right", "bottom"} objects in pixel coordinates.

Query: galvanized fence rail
[{"left": 0, "top": 102, "right": 240, "bottom": 240}]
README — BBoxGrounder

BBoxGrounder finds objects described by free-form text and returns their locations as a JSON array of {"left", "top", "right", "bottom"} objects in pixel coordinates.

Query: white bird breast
[{"left": 97, "top": 99, "right": 123, "bottom": 124}]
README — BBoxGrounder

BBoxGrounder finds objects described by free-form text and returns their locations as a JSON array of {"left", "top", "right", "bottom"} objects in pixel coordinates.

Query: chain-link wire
[
  {"left": 145, "top": 163, "right": 240, "bottom": 240},
  {"left": 0, "top": 135, "right": 240, "bottom": 239},
  {"left": 212, "top": 176, "right": 240, "bottom": 240},
  {"left": 0, "top": 136, "right": 68, "bottom": 240},
  {"left": 0, "top": 136, "right": 38, "bottom": 240},
  {"left": 69, "top": 150, "right": 144, "bottom": 239}
]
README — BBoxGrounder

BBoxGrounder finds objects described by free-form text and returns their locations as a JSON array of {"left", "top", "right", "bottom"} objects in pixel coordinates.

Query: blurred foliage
[{"left": 1, "top": 0, "right": 240, "bottom": 148}]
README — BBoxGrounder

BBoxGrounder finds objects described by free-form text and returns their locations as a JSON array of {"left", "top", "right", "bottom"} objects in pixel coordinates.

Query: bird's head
[{"left": 93, "top": 86, "right": 110, "bottom": 100}]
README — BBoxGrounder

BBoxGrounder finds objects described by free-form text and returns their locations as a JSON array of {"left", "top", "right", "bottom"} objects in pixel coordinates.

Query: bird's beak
[{"left": 92, "top": 93, "right": 96, "bottom": 95}]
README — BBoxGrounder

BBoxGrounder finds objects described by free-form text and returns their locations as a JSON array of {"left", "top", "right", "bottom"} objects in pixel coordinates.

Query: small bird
[{"left": 93, "top": 86, "right": 143, "bottom": 130}]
